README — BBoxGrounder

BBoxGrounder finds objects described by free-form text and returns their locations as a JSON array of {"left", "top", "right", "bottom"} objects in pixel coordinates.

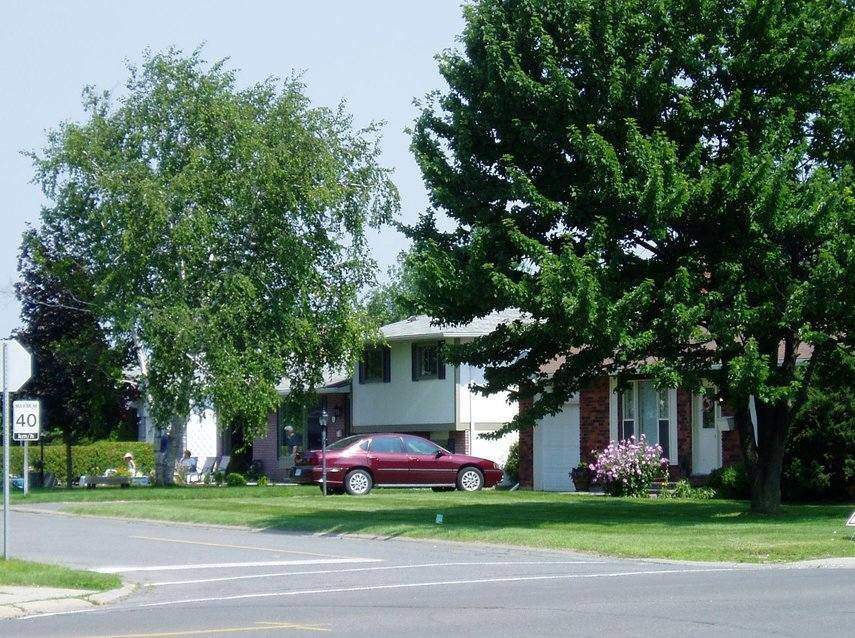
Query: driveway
[{"left": 3, "top": 508, "right": 853, "bottom": 637}]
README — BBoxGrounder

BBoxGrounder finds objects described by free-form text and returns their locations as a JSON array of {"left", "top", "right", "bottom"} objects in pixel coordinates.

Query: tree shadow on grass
[{"left": 246, "top": 496, "right": 850, "bottom": 538}]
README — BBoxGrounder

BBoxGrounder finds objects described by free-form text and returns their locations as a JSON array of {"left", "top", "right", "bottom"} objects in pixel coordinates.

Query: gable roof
[{"left": 380, "top": 310, "right": 523, "bottom": 342}]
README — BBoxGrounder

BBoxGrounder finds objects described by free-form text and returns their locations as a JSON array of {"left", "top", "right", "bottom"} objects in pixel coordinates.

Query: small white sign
[
  {"left": 12, "top": 400, "right": 40, "bottom": 441},
  {"left": 846, "top": 512, "right": 855, "bottom": 528}
]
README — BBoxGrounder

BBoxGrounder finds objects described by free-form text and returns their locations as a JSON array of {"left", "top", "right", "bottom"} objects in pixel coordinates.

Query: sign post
[
  {"left": 319, "top": 410, "right": 328, "bottom": 497},
  {"left": 13, "top": 400, "right": 41, "bottom": 497},
  {"left": 1, "top": 339, "right": 33, "bottom": 559},
  {"left": 2, "top": 340, "right": 8, "bottom": 559}
]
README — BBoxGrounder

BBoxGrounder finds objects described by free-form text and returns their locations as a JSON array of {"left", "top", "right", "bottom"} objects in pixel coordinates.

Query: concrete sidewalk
[{"left": 0, "top": 583, "right": 134, "bottom": 619}]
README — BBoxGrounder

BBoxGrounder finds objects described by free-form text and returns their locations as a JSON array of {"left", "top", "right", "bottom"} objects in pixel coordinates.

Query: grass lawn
[
  {"left": 0, "top": 558, "right": 121, "bottom": 591},
  {"left": 14, "top": 485, "right": 854, "bottom": 563}
]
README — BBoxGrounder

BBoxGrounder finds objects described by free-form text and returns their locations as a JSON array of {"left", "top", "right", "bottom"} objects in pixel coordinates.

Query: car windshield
[{"left": 325, "top": 435, "right": 364, "bottom": 451}]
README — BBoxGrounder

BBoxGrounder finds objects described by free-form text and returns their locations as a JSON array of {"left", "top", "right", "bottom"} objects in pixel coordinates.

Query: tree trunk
[
  {"left": 734, "top": 396, "right": 789, "bottom": 514},
  {"left": 155, "top": 415, "right": 186, "bottom": 485},
  {"left": 750, "top": 442, "right": 785, "bottom": 514},
  {"left": 64, "top": 438, "right": 73, "bottom": 490}
]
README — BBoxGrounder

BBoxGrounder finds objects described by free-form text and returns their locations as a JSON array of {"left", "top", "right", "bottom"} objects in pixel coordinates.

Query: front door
[
  {"left": 693, "top": 395, "right": 721, "bottom": 474},
  {"left": 366, "top": 436, "right": 410, "bottom": 484},
  {"left": 403, "top": 435, "right": 457, "bottom": 485}
]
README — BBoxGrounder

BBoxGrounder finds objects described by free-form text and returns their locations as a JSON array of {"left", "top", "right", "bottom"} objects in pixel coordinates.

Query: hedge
[{"left": 8, "top": 441, "right": 155, "bottom": 482}]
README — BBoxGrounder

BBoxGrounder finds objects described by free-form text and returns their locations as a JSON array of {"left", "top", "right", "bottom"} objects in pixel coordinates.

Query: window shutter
[
  {"left": 411, "top": 343, "right": 419, "bottom": 381},
  {"left": 358, "top": 361, "right": 365, "bottom": 384},
  {"left": 437, "top": 340, "right": 446, "bottom": 380},
  {"left": 382, "top": 346, "right": 391, "bottom": 383}
]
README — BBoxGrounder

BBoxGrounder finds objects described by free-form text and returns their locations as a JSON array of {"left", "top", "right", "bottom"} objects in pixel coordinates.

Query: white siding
[
  {"left": 534, "top": 400, "right": 581, "bottom": 491},
  {"left": 472, "top": 429, "right": 518, "bottom": 467},
  {"left": 458, "top": 365, "right": 517, "bottom": 425},
  {"left": 353, "top": 340, "right": 454, "bottom": 429},
  {"left": 184, "top": 408, "right": 219, "bottom": 468}
]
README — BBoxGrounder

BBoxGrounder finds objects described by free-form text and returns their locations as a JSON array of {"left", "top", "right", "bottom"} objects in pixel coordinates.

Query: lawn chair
[
  {"left": 216, "top": 455, "right": 231, "bottom": 475},
  {"left": 187, "top": 456, "right": 217, "bottom": 484}
]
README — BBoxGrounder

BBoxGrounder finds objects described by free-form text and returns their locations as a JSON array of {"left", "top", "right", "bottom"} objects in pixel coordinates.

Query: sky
[{"left": 0, "top": 0, "right": 466, "bottom": 338}]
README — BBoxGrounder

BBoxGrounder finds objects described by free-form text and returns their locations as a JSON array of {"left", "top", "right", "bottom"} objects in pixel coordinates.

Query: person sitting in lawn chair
[{"left": 175, "top": 449, "right": 198, "bottom": 483}]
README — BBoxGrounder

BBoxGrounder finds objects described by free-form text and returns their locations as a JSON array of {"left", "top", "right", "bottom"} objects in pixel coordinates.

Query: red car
[{"left": 293, "top": 433, "right": 503, "bottom": 495}]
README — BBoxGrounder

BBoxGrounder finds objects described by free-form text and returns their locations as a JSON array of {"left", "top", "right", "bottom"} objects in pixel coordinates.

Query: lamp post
[{"left": 319, "top": 409, "right": 328, "bottom": 496}]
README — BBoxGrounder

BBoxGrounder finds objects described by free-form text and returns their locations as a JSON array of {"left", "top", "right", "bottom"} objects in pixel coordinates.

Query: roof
[
  {"left": 380, "top": 310, "right": 523, "bottom": 342},
  {"left": 276, "top": 370, "right": 351, "bottom": 396},
  {"left": 536, "top": 342, "right": 813, "bottom": 376}
]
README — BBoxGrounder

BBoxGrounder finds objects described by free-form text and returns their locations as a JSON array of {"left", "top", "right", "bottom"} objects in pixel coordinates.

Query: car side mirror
[{"left": 435, "top": 450, "right": 444, "bottom": 458}]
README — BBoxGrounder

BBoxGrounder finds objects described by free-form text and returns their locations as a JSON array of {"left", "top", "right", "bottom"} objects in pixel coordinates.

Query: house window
[
  {"left": 621, "top": 384, "right": 635, "bottom": 439},
  {"left": 619, "top": 380, "right": 670, "bottom": 459},
  {"left": 701, "top": 395, "right": 717, "bottom": 429},
  {"left": 358, "top": 345, "right": 390, "bottom": 383},
  {"left": 411, "top": 341, "right": 445, "bottom": 381}
]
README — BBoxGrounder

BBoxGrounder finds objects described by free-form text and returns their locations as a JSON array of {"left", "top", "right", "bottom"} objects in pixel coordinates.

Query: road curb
[
  {"left": 87, "top": 583, "right": 137, "bottom": 605},
  {"left": 0, "top": 583, "right": 134, "bottom": 620}
]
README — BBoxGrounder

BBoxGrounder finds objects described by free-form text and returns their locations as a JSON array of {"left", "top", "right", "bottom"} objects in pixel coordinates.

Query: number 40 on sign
[{"left": 12, "top": 400, "right": 40, "bottom": 441}]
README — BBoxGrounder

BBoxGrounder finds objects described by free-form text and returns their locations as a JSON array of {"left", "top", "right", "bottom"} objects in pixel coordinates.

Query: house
[
  {"left": 351, "top": 312, "right": 520, "bottom": 464},
  {"left": 519, "top": 342, "right": 812, "bottom": 490},
  {"left": 250, "top": 312, "right": 521, "bottom": 481}
]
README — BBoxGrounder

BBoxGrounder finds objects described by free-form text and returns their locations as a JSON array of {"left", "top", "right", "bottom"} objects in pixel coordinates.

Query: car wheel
[
  {"left": 344, "top": 469, "right": 373, "bottom": 496},
  {"left": 457, "top": 467, "right": 484, "bottom": 492}
]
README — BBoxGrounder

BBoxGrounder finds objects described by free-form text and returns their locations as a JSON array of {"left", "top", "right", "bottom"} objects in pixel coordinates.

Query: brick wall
[
  {"left": 579, "top": 377, "right": 610, "bottom": 463},
  {"left": 517, "top": 398, "right": 533, "bottom": 488},
  {"left": 449, "top": 430, "right": 469, "bottom": 455},
  {"left": 722, "top": 430, "right": 742, "bottom": 466},
  {"left": 324, "top": 394, "right": 350, "bottom": 443},
  {"left": 675, "top": 389, "right": 693, "bottom": 478},
  {"left": 252, "top": 410, "right": 288, "bottom": 482}
]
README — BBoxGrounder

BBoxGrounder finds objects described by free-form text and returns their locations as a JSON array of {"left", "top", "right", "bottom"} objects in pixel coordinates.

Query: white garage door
[{"left": 533, "top": 401, "right": 581, "bottom": 491}]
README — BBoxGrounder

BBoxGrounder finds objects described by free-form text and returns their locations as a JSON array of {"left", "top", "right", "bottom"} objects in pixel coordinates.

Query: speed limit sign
[{"left": 12, "top": 400, "right": 40, "bottom": 441}]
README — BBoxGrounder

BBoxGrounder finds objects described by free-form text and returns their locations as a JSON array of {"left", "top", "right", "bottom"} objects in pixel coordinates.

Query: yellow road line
[
  {"left": 129, "top": 535, "right": 345, "bottom": 559},
  {"left": 84, "top": 621, "right": 330, "bottom": 637}
]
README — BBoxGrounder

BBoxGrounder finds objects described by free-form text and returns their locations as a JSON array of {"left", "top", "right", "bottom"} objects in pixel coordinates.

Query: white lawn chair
[{"left": 187, "top": 457, "right": 217, "bottom": 484}]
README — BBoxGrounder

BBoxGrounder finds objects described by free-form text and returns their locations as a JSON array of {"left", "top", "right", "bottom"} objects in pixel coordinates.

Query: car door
[
  {"left": 366, "top": 436, "right": 409, "bottom": 485},
  {"left": 403, "top": 435, "right": 457, "bottom": 485}
]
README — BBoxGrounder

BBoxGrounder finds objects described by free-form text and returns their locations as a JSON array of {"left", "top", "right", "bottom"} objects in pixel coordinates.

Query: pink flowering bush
[{"left": 589, "top": 435, "right": 669, "bottom": 497}]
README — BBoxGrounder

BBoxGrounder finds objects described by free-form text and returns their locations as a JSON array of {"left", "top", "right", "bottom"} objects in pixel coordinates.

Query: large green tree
[
  {"left": 30, "top": 49, "right": 399, "bottom": 482},
  {"left": 15, "top": 231, "right": 133, "bottom": 487},
  {"left": 362, "top": 250, "right": 422, "bottom": 326},
  {"left": 407, "top": 0, "right": 853, "bottom": 512}
]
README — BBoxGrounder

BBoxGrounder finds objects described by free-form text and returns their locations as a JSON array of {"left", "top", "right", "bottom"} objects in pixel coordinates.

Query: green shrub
[
  {"left": 212, "top": 470, "right": 225, "bottom": 486},
  {"left": 225, "top": 472, "right": 246, "bottom": 487},
  {"left": 708, "top": 464, "right": 750, "bottom": 499},
  {"left": 257, "top": 475, "right": 269, "bottom": 487},
  {"left": 504, "top": 440, "right": 520, "bottom": 481},
  {"left": 664, "top": 479, "right": 717, "bottom": 500},
  {"left": 8, "top": 441, "right": 154, "bottom": 483}
]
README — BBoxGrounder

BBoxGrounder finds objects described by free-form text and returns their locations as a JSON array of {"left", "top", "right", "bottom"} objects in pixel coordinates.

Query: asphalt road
[{"left": 2, "top": 507, "right": 853, "bottom": 637}]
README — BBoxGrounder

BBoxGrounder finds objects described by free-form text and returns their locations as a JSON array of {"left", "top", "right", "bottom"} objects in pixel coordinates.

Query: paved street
[{"left": 2, "top": 508, "right": 853, "bottom": 637}]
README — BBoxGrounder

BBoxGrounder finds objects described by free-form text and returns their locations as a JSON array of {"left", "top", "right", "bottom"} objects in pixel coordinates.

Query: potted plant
[{"left": 570, "top": 462, "right": 592, "bottom": 492}]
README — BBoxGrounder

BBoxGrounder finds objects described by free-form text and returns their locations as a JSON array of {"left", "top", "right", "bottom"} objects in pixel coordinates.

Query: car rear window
[
  {"left": 326, "top": 435, "right": 364, "bottom": 451},
  {"left": 368, "top": 437, "right": 405, "bottom": 454}
]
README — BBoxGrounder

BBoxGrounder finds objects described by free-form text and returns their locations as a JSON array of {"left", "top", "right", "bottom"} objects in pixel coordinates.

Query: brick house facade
[{"left": 519, "top": 375, "right": 736, "bottom": 488}]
